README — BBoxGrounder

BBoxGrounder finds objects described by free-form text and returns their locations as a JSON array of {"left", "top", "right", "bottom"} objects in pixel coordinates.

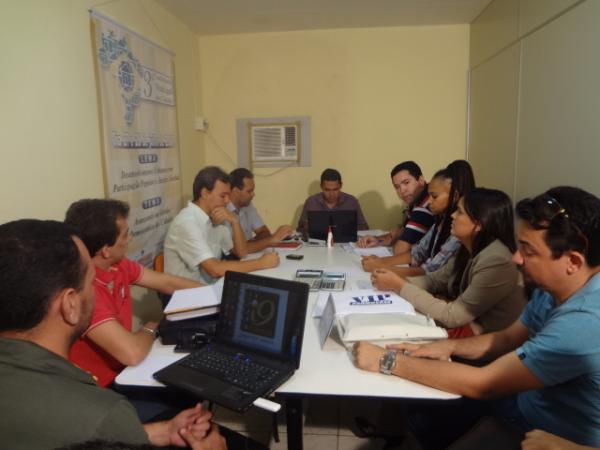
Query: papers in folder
[
  {"left": 337, "top": 313, "right": 447, "bottom": 343},
  {"left": 316, "top": 290, "right": 447, "bottom": 349},
  {"left": 164, "top": 278, "right": 223, "bottom": 321}
]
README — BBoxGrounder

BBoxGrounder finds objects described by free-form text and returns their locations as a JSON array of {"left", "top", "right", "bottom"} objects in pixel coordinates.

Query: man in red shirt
[{"left": 65, "top": 199, "right": 202, "bottom": 388}]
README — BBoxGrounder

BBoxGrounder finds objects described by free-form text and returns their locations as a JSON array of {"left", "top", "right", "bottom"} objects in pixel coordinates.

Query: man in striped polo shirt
[{"left": 358, "top": 161, "right": 434, "bottom": 255}]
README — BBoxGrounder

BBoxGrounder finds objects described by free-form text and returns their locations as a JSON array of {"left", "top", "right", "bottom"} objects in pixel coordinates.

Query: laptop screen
[
  {"left": 307, "top": 210, "right": 358, "bottom": 243},
  {"left": 217, "top": 271, "right": 309, "bottom": 366}
]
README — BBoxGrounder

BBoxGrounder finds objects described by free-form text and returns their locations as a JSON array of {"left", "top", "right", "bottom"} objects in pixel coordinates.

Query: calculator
[
  {"left": 294, "top": 269, "right": 324, "bottom": 291},
  {"left": 321, "top": 272, "right": 346, "bottom": 291},
  {"left": 293, "top": 269, "right": 346, "bottom": 291}
]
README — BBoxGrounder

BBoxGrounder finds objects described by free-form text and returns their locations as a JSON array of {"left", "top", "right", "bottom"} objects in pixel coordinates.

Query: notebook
[
  {"left": 307, "top": 210, "right": 358, "bottom": 243},
  {"left": 154, "top": 271, "right": 309, "bottom": 412}
]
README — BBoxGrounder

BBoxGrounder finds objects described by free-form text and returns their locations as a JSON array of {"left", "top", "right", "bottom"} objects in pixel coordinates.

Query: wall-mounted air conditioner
[
  {"left": 250, "top": 123, "right": 299, "bottom": 162},
  {"left": 236, "top": 116, "right": 311, "bottom": 168}
]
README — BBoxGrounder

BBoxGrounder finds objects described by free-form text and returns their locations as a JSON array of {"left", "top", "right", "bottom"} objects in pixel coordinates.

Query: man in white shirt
[
  {"left": 227, "top": 168, "right": 293, "bottom": 253},
  {"left": 165, "top": 166, "right": 279, "bottom": 283}
]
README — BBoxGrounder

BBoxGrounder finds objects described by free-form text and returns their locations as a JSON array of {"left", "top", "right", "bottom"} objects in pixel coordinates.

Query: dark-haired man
[
  {"left": 165, "top": 166, "right": 279, "bottom": 284},
  {"left": 354, "top": 186, "right": 600, "bottom": 448},
  {"left": 358, "top": 161, "right": 434, "bottom": 254},
  {"left": 65, "top": 199, "right": 202, "bottom": 389},
  {"left": 0, "top": 219, "right": 216, "bottom": 449},
  {"left": 297, "top": 168, "right": 369, "bottom": 234},
  {"left": 228, "top": 168, "right": 293, "bottom": 252}
]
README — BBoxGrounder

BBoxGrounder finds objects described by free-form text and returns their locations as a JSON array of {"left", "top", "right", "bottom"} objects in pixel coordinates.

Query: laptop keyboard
[{"left": 181, "top": 346, "right": 280, "bottom": 393}]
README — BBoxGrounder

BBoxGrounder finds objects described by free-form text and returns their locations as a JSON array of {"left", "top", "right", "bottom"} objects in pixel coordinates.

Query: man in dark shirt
[
  {"left": 297, "top": 168, "right": 369, "bottom": 233},
  {"left": 358, "top": 161, "right": 434, "bottom": 254},
  {"left": 0, "top": 219, "right": 222, "bottom": 450}
]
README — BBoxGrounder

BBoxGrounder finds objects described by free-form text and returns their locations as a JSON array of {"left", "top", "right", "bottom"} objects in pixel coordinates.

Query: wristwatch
[{"left": 379, "top": 350, "right": 397, "bottom": 375}]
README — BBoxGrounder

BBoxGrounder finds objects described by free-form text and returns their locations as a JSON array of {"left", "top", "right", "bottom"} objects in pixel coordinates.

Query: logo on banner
[{"left": 98, "top": 30, "right": 143, "bottom": 126}]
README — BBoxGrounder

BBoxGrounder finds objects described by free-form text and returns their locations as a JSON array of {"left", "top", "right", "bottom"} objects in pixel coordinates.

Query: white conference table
[{"left": 117, "top": 244, "right": 459, "bottom": 450}]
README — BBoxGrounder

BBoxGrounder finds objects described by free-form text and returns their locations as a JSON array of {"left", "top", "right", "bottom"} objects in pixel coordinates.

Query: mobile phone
[{"left": 286, "top": 254, "right": 304, "bottom": 260}]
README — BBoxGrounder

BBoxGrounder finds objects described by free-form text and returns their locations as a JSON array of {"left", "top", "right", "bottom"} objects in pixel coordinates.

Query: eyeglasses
[{"left": 536, "top": 195, "right": 589, "bottom": 254}]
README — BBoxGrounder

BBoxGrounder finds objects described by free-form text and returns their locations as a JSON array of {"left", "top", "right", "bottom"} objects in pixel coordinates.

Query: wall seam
[{"left": 470, "top": 0, "right": 586, "bottom": 71}]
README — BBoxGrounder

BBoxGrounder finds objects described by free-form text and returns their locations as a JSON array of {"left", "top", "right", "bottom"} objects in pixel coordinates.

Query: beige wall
[
  {"left": 197, "top": 25, "right": 469, "bottom": 231},
  {"left": 0, "top": 0, "right": 204, "bottom": 224},
  {"left": 0, "top": 0, "right": 203, "bottom": 321},
  {"left": 468, "top": 0, "right": 596, "bottom": 200}
]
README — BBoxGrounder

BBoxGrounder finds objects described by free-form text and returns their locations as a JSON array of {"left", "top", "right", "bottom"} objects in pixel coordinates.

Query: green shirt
[{"left": 0, "top": 337, "right": 148, "bottom": 450}]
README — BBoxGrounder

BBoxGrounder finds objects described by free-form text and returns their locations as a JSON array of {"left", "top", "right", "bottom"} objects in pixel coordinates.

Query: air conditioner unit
[{"left": 250, "top": 123, "right": 299, "bottom": 162}]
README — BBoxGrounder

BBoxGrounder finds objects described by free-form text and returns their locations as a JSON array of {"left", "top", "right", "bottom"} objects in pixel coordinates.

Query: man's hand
[
  {"left": 271, "top": 225, "right": 294, "bottom": 243},
  {"left": 357, "top": 236, "right": 379, "bottom": 248},
  {"left": 352, "top": 341, "right": 386, "bottom": 372},
  {"left": 145, "top": 403, "right": 212, "bottom": 447},
  {"left": 361, "top": 256, "right": 384, "bottom": 272},
  {"left": 259, "top": 252, "right": 280, "bottom": 269},
  {"left": 180, "top": 424, "right": 228, "bottom": 450},
  {"left": 210, "top": 207, "right": 238, "bottom": 226},
  {"left": 521, "top": 429, "right": 586, "bottom": 450},
  {"left": 166, "top": 404, "right": 212, "bottom": 447},
  {"left": 371, "top": 268, "right": 405, "bottom": 291},
  {"left": 387, "top": 340, "right": 455, "bottom": 361}
]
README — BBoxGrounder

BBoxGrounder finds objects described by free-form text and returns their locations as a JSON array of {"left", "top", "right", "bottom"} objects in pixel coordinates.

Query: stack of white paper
[{"left": 164, "top": 278, "right": 223, "bottom": 321}]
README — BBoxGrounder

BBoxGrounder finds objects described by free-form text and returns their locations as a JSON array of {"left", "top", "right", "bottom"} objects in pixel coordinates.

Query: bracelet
[{"left": 142, "top": 326, "right": 157, "bottom": 337}]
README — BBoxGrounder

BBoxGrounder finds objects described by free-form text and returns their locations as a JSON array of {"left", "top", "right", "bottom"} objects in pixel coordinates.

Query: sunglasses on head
[{"left": 535, "top": 195, "right": 588, "bottom": 255}]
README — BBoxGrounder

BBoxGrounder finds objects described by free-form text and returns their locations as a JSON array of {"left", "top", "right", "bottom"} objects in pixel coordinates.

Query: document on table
[
  {"left": 357, "top": 229, "right": 387, "bottom": 237},
  {"left": 346, "top": 242, "right": 392, "bottom": 258}
]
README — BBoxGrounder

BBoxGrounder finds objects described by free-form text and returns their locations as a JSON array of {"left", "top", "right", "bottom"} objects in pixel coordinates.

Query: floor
[{"left": 212, "top": 396, "right": 395, "bottom": 450}]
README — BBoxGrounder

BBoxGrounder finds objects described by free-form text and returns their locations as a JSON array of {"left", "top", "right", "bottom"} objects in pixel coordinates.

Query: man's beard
[
  {"left": 518, "top": 266, "right": 539, "bottom": 300},
  {"left": 69, "top": 310, "right": 92, "bottom": 346}
]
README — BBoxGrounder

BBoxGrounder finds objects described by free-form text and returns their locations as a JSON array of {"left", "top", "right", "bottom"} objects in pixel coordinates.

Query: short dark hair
[
  {"left": 320, "top": 168, "right": 342, "bottom": 184},
  {"left": 230, "top": 168, "right": 254, "bottom": 190},
  {"left": 516, "top": 186, "right": 600, "bottom": 267},
  {"left": 65, "top": 199, "right": 129, "bottom": 257},
  {"left": 192, "top": 166, "right": 230, "bottom": 201},
  {"left": 390, "top": 161, "right": 423, "bottom": 180},
  {"left": 0, "top": 220, "right": 85, "bottom": 332}
]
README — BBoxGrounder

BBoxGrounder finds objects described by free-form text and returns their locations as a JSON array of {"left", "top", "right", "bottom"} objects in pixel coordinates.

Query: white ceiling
[{"left": 156, "top": 0, "right": 492, "bottom": 36}]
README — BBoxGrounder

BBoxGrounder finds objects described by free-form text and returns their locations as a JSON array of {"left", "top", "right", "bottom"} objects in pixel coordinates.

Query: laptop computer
[
  {"left": 154, "top": 271, "right": 309, "bottom": 412},
  {"left": 307, "top": 210, "right": 358, "bottom": 243}
]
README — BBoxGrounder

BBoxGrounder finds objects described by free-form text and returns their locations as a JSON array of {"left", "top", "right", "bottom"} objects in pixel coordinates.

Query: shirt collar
[
  {"left": 318, "top": 191, "right": 348, "bottom": 208},
  {"left": 411, "top": 184, "right": 429, "bottom": 207},
  {"left": 572, "top": 272, "right": 600, "bottom": 299},
  {"left": 0, "top": 337, "right": 98, "bottom": 386},
  {"left": 189, "top": 201, "right": 211, "bottom": 225},
  {"left": 94, "top": 263, "right": 119, "bottom": 286},
  {"left": 227, "top": 202, "right": 239, "bottom": 214}
]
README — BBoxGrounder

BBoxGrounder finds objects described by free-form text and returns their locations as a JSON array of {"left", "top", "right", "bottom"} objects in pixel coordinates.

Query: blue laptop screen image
[
  {"left": 234, "top": 284, "right": 291, "bottom": 354},
  {"left": 218, "top": 273, "right": 306, "bottom": 365}
]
